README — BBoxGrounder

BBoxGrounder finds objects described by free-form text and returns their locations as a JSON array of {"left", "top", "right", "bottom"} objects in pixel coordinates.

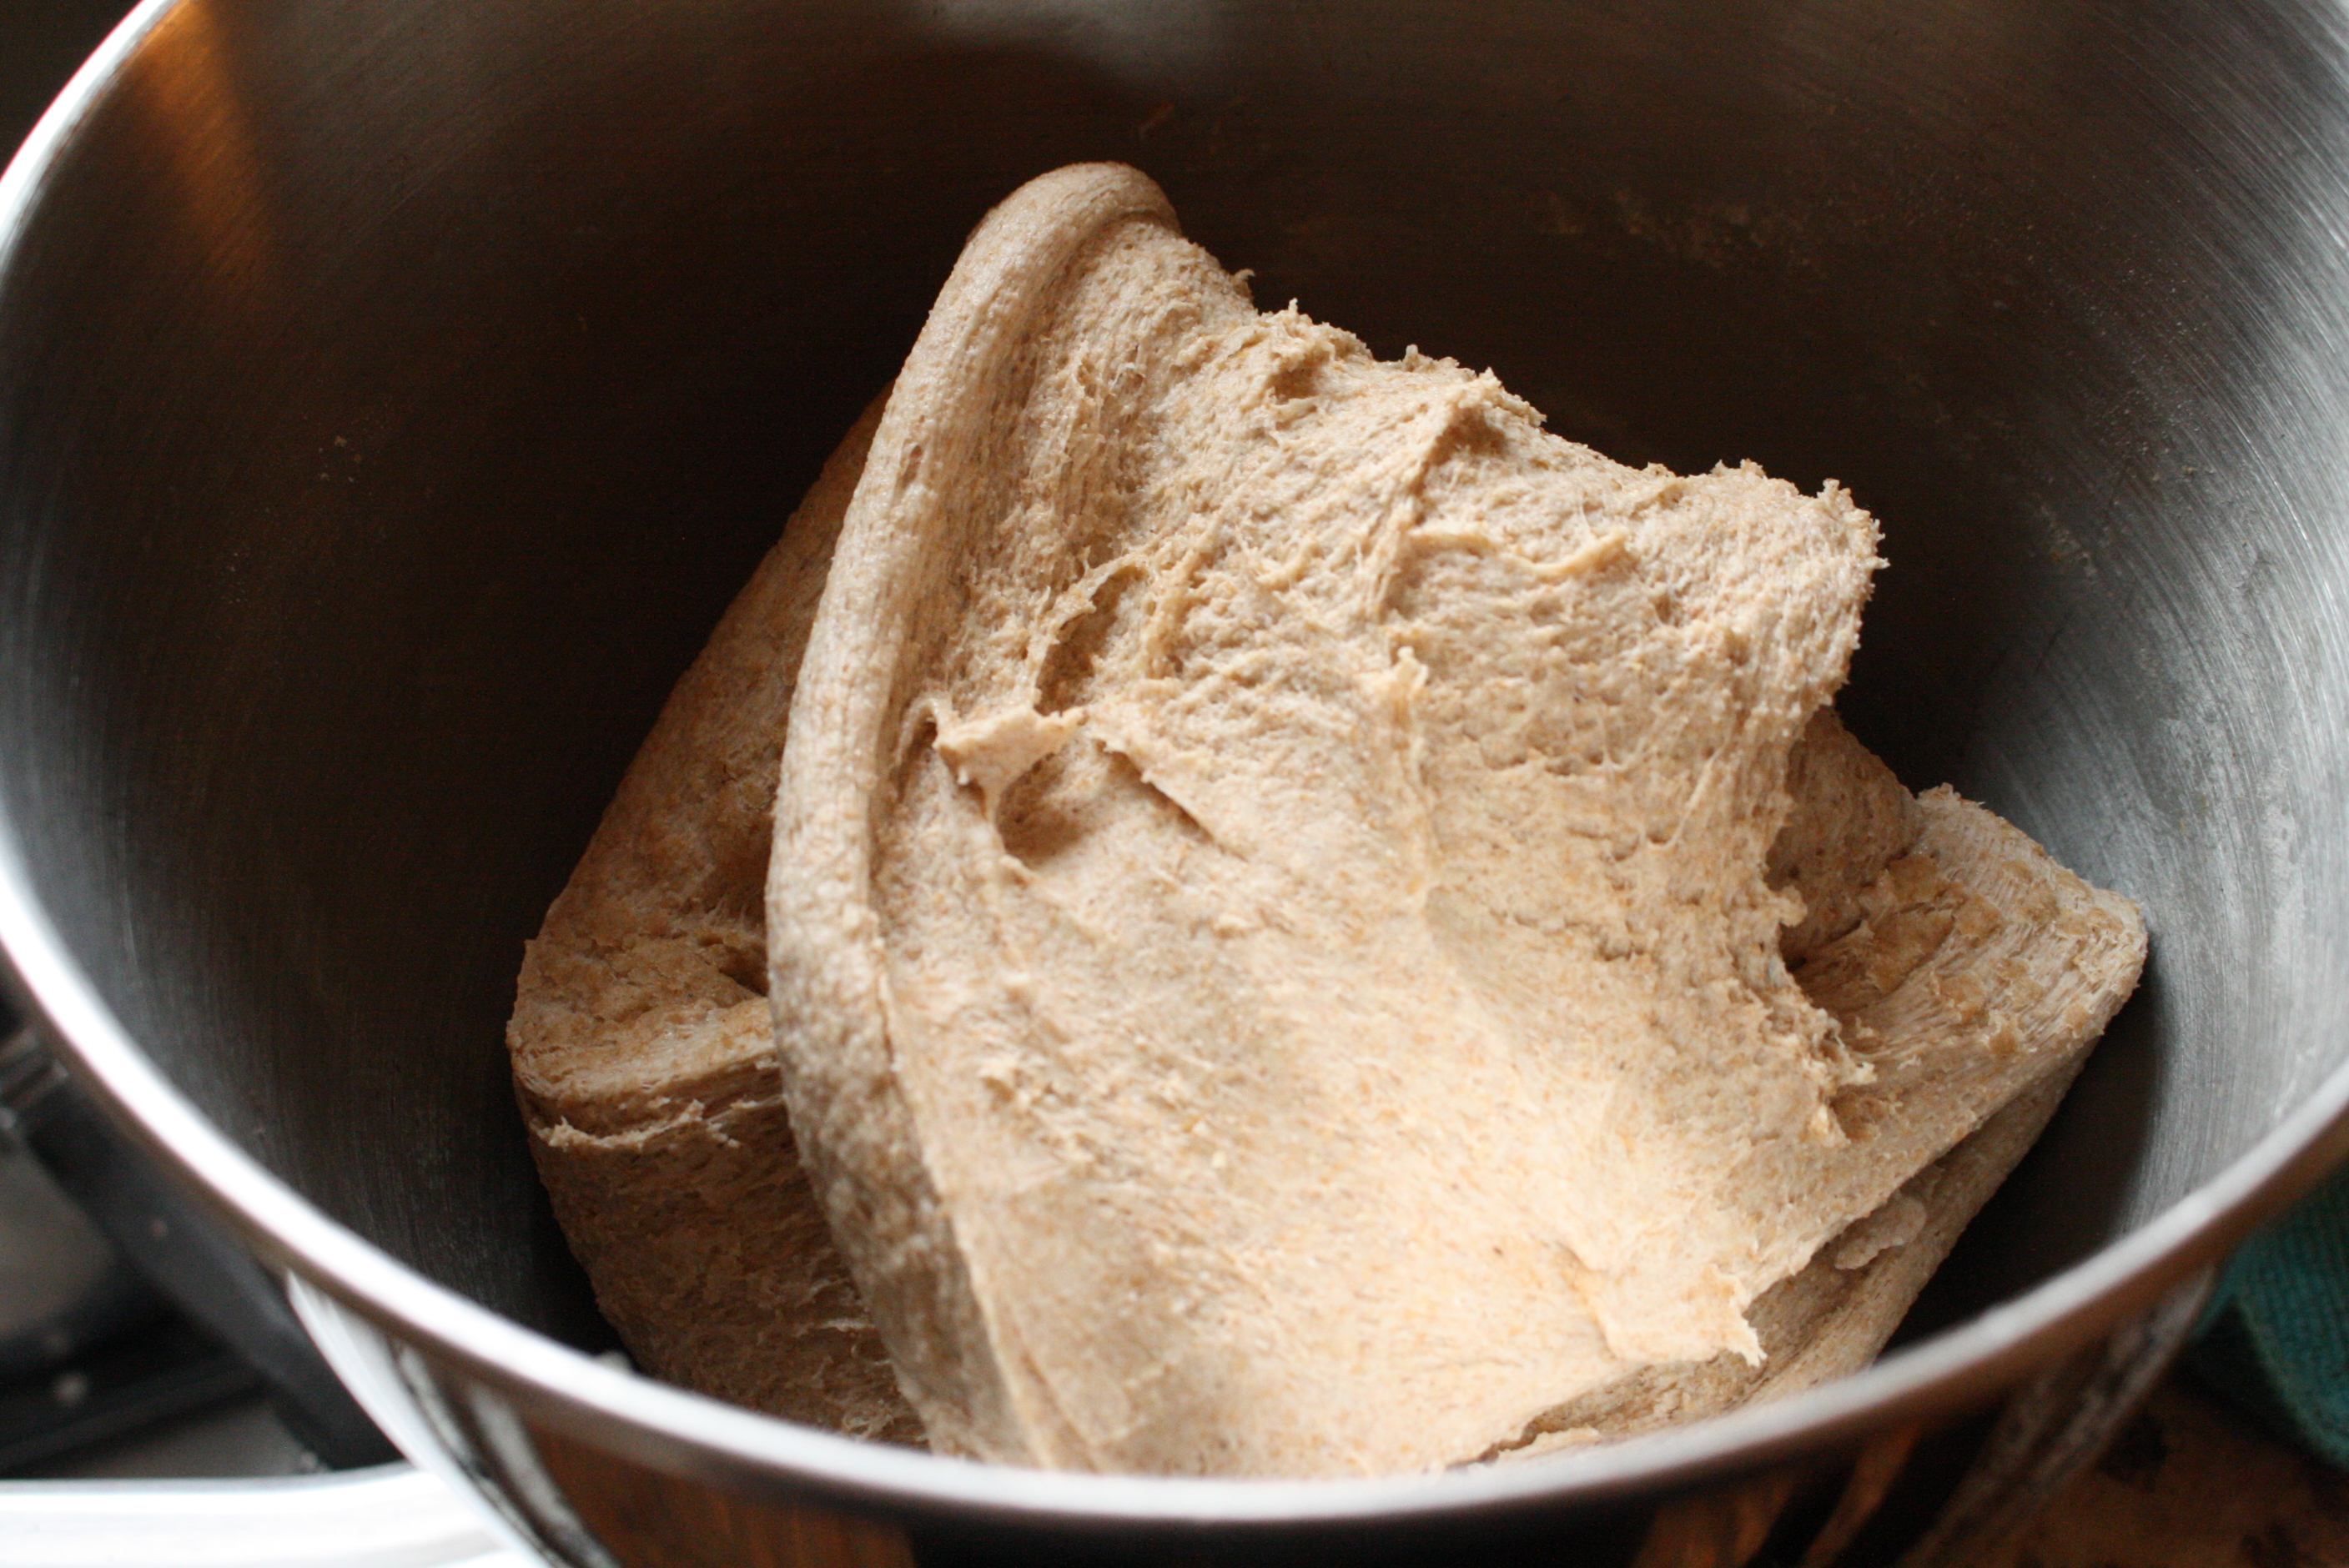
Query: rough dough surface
[
  {"left": 768, "top": 164, "right": 2147, "bottom": 1476},
  {"left": 508, "top": 401, "right": 919, "bottom": 1442}
]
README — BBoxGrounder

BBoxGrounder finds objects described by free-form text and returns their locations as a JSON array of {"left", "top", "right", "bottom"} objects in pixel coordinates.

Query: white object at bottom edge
[{"left": 0, "top": 1463, "right": 530, "bottom": 1567}]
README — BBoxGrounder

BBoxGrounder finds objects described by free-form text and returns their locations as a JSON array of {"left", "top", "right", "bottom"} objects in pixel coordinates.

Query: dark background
[{"left": 0, "top": 0, "right": 136, "bottom": 158}]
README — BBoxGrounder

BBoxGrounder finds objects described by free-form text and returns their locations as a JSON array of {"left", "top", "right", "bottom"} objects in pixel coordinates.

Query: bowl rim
[
  {"left": 23, "top": 822, "right": 2349, "bottom": 1531},
  {"left": 7, "top": 0, "right": 2349, "bottom": 1530}
]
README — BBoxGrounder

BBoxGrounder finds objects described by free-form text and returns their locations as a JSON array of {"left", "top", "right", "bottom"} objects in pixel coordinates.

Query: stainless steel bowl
[{"left": 3, "top": 0, "right": 2347, "bottom": 1562}]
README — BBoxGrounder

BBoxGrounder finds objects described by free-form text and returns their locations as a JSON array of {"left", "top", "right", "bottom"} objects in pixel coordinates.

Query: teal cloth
[{"left": 2188, "top": 1158, "right": 2349, "bottom": 1469}]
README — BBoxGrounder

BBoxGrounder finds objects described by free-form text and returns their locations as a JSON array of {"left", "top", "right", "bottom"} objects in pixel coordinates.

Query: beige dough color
[{"left": 767, "top": 164, "right": 2147, "bottom": 1477}]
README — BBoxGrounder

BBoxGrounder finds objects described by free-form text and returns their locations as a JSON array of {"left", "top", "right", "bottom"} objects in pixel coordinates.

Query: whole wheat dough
[
  {"left": 767, "top": 163, "right": 2146, "bottom": 1476},
  {"left": 511, "top": 411, "right": 2118, "bottom": 1462},
  {"left": 507, "top": 402, "right": 918, "bottom": 1442}
]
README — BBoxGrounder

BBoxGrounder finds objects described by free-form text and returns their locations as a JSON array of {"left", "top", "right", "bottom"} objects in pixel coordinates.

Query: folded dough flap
[
  {"left": 772, "top": 163, "right": 2145, "bottom": 1475},
  {"left": 507, "top": 397, "right": 918, "bottom": 1438}
]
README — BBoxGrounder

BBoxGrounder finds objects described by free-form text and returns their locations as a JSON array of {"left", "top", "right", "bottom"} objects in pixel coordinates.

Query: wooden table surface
[{"left": 1988, "top": 1373, "right": 2349, "bottom": 1568}]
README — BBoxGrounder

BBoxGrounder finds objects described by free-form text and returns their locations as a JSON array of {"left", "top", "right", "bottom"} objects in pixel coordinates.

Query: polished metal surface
[{"left": 1, "top": 0, "right": 2347, "bottom": 1558}]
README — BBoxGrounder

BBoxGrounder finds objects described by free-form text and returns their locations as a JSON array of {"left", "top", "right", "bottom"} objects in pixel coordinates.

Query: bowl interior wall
[{"left": 3, "top": 0, "right": 2346, "bottom": 1354}]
